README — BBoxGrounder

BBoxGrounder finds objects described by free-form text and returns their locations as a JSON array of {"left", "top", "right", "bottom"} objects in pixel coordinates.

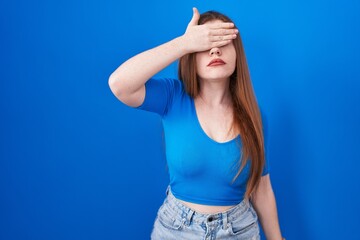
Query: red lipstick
[{"left": 207, "top": 58, "right": 226, "bottom": 66}]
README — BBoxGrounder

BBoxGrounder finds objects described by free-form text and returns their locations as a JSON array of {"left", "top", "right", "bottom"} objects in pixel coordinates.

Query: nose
[{"left": 209, "top": 47, "right": 221, "bottom": 56}]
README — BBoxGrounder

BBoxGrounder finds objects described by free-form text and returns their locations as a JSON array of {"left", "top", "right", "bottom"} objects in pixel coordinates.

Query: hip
[{"left": 151, "top": 185, "right": 260, "bottom": 240}]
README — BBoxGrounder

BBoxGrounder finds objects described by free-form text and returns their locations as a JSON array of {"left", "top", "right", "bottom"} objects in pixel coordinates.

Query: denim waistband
[{"left": 163, "top": 185, "right": 253, "bottom": 229}]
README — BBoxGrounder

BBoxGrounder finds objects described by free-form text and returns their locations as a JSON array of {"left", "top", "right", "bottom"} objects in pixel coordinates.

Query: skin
[
  {"left": 179, "top": 19, "right": 284, "bottom": 240},
  {"left": 180, "top": 64, "right": 283, "bottom": 239},
  {"left": 177, "top": 19, "right": 240, "bottom": 213},
  {"left": 109, "top": 7, "right": 283, "bottom": 239}
]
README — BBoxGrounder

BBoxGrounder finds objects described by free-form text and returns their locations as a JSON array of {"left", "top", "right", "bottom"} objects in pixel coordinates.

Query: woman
[{"left": 109, "top": 7, "right": 284, "bottom": 240}]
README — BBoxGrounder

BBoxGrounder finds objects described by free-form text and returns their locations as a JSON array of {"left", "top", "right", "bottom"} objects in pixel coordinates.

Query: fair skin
[
  {"left": 109, "top": 7, "right": 283, "bottom": 239},
  {"left": 176, "top": 19, "right": 239, "bottom": 212},
  {"left": 251, "top": 175, "right": 284, "bottom": 240},
  {"left": 193, "top": 19, "right": 238, "bottom": 143}
]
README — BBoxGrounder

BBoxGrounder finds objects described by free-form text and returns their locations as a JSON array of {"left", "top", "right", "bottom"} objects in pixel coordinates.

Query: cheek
[
  {"left": 226, "top": 50, "right": 237, "bottom": 69},
  {"left": 230, "top": 55, "right": 237, "bottom": 68},
  {"left": 195, "top": 54, "right": 208, "bottom": 72},
  {"left": 196, "top": 53, "right": 206, "bottom": 63}
]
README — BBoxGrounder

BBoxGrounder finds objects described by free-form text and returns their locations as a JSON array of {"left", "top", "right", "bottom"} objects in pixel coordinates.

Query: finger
[
  {"left": 188, "top": 7, "right": 200, "bottom": 26},
  {"left": 212, "top": 28, "right": 238, "bottom": 36},
  {"left": 209, "top": 22, "right": 235, "bottom": 29},
  {"left": 210, "top": 34, "right": 237, "bottom": 42},
  {"left": 212, "top": 40, "right": 233, "bottom": 48}
]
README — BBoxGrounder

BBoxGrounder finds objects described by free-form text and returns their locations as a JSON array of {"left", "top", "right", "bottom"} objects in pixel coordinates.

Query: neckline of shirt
[{"left": 190, "top": 96, "right": 240, "bottom": 145}]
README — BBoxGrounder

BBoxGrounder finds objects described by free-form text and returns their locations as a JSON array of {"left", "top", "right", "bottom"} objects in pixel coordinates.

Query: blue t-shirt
[{"left": 136, "top": 77, "right": 269, "bottom": 205}]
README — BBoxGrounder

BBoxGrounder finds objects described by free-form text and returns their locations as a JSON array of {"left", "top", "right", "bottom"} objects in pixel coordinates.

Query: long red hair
[{"left": 178, "top": 10, "right": 266, "bottom": 200}]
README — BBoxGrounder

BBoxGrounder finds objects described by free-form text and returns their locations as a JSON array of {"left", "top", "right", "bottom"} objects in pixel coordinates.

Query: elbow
[
  {"left": 108, "top": 73, "right": 117, "bottom": 89},
  {"left": 108, "top": 74, "right": 123, "bottom": 97}
]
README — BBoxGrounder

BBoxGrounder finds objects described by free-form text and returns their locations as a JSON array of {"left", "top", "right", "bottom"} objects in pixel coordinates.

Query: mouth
[{"left": 207, "top": 58, "right": 226, "bottom": 66}]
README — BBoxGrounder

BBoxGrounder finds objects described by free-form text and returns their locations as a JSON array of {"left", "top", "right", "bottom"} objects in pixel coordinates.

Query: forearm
[
  {"left": 251, "top": 180, "right": 283, "bottom": 240},
  {"left": 108, "top": 7, "right": 237, "bottom": 95},
  {"left": 109, "top": 36, "right": 188, "bottom": 94}
]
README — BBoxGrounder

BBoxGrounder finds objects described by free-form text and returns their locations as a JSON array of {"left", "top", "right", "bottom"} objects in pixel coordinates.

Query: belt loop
[
  {"left": 222, "top": 212, "right": 229, "bottom": 230},
  {"left": 165, "top": 185, "right": 170, "bottom": 196},
  {"left": 185, "top": 209, "right": 195, "bottom": 226}
]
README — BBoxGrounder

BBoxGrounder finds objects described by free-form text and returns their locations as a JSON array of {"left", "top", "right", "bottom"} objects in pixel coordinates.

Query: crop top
[{"left": 135, "top": 77, "right": 269, "bottom": 205}]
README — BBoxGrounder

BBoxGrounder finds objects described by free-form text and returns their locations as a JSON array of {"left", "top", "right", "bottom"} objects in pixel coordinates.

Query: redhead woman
[{"left": 109, "top": 7, "right": 284, "bottom": 240}]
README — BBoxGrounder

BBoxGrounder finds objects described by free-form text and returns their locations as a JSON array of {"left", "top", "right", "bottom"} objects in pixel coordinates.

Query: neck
[{"left": 197, "top": 78, "right": 232, "bottom": 107}]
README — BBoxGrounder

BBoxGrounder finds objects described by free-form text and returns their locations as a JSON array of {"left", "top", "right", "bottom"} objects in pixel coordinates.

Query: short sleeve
[
  {"left": 261, "top": 109, "right": 270, "bottom": 176},
  {"left": 135, "top": 77, "right": 183, "bottom": 117}
]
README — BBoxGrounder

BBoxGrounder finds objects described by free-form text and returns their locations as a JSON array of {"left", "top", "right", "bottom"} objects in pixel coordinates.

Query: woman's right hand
[{"left": 180, "top": 7, "right": 238, "bottom": 54}]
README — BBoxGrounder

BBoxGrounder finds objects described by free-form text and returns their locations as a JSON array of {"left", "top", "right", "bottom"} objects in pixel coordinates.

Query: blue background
[{"left": 1, "top": 0, "right": 359, "bottom": 239}]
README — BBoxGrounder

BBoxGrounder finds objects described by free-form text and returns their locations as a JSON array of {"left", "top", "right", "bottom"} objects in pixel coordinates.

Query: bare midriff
[{"left": 177, "top": 198, "right": 237, "bottom": 214}]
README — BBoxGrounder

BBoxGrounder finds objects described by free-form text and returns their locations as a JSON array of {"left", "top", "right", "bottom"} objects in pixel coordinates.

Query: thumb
[{"left": 188, "top": 7, "right": 200, "bottom": 26}]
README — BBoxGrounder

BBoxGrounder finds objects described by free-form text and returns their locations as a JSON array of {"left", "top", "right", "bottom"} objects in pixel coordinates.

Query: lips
[{"left": 207, "top": 58, "right": 226, "bottom": 66}]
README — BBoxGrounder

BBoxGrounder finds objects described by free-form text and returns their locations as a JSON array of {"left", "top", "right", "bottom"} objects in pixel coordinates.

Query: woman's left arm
[{"left": 250, "top": 174, "right": 284, "bottom": 240}]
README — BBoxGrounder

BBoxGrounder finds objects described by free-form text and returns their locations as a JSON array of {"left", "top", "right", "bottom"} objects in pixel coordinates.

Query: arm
[
  {"left": 108, "top": 7, "right": 238, "bottom": 107},
  {"left": 250, "top": 174, "right": 284, "bottom": 240},
  {"left": 108, "top": 36, "right": 187, "bottom": 107}
]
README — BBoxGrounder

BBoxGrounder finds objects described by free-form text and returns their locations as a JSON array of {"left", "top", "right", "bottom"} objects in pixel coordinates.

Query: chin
[
  {"left": 198, "top": 69, "right": 235, "bottom": 80},
  {"left": 203, "top": 73, "right": 233, "bottom": 80}
]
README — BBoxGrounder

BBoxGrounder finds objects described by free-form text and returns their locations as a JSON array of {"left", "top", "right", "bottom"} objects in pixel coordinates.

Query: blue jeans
[{"left": 151, "top": 186, "right": 260, "bottom": 240}]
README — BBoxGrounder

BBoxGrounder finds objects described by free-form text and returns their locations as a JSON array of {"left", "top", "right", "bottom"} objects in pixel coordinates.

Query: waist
[
  {"left": 165, "top": 185, "right": 251, "bottom": 217},
  {"left": 176, "top": 198, "right": 236, "bottom": 214},
  {"left": 168, "top": 183, "right": 245, "bottom": 207}
]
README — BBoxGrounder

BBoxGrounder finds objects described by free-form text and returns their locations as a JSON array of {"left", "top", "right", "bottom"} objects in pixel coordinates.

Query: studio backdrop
[{"left": 1, "top": 0, "right": 359, "bottom": 239}]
